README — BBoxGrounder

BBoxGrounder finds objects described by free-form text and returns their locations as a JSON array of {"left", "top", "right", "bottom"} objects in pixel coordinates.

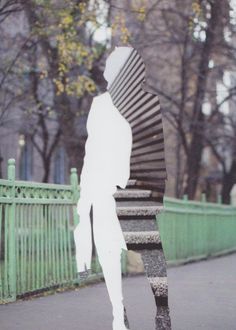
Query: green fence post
[
  {"left": 182, "top": 194, "right": 189, "bottom": 260},
  {"left": 7, "top": 158, "right": 16, "bottom": 302},
  {"left": 70, "top": 168, "right": 79, "bottom": 227},
  {"left": 201, "top": 192, "right": 210, "bottom": 257},
  {"left": 70, "top": 167, "right": 80, "bottom": 283}
]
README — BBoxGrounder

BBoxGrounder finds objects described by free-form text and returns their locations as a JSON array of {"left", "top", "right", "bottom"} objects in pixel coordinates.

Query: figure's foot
[
  {"left": 76, "top": 266, "right": 91, "bottom": 281},
  {"left": 112, "top": 318, "right": 129, "bottom": 330},
  {"left": 76, "top": 262, "right": 91, "bottom": 275}
]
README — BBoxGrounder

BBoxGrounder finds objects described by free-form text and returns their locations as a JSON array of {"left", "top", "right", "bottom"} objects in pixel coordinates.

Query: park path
[{"left": 0, "top": 252, "right": 236, "bottom": 330}]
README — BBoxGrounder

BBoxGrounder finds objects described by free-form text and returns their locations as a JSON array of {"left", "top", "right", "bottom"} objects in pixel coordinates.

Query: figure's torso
[{"left": 80, "top": 92, "right": 132, "bottom": 194}]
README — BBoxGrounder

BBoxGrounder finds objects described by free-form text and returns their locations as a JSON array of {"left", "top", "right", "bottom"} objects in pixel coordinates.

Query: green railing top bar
[
  {"left": 15, "top": 180, "right": 75, "bottom": 190},
  {"left": 0, "top": 159, "right": 80, "bottom": 205},
  {"left": 162, "top": 206, "right": 236, "bottom": 216},
  {"left": 2, "top": 159, "right": 80, "bottom": 191},
  {"left": 163, "top": 195, "right": 236, "bottom": 210}
]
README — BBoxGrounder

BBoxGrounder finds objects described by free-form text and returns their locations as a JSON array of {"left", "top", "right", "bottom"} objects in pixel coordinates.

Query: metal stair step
[
  {"left": 126, "top": 179, "right": 137, "bottom": 187},
  {"left": 117, "top": 205, "right": 163, "bottom": 217},
  {"left": 114, "top": 189, "right": 152, "bottom": 199},
  {"left": 120, "top": 218, "right": 158, "bottom": 231},
  {"left": 116, "top": 200, "right": 161, "bottom": 207},
  {"left": 148, "top": 276, "right": 168, "bottom": 297},
  {"left": 123, "top": 230, "right": 161, "bottom": 246}
]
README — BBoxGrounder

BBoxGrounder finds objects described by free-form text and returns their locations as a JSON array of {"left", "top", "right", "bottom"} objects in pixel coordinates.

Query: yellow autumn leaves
[
  {"left": 188, "top": 1, "right": 202, "bottom": 32},
  {"left": 111, "top": 14, "right": 131, "bottom": 44},
  {"left": 111, "top": 0, "right": 147, "bottom": 44},
  {"left": 32, "top": 0, "right": 100, "bottom": 97},
  {"left": 53, "top": 76, "right": 96, "bottom": 96}
]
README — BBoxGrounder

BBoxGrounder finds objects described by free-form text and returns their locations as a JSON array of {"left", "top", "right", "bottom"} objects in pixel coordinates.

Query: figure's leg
[
  {"left": 98, "top": 249, "right": 127, "bottom": 329},
  {"left": 92, "top": 198, "right": 129, "bottom": 330},
  {"left": 73, "top": 210, "right": 92, "bottom": 273}
]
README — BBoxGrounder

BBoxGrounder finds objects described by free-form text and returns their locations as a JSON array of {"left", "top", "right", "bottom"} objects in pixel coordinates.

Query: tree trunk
[
  {"left": 42, "top": 158, "right": 50, "bottom": 183},
  {"left": 221, "top": 174, "right": 232, "bottom": 204},
  {"left": 184, "top": 112, "right": 205, "bottom": 199},
  {"left": 0, "top": 148, "right": 3, "bottom": 179},
  {"left": 54, "top": 94, "right": 86, "bottom": 178},
  {"left": 184, "top": 1, "right": 221, "bottom": 199},
  {"left": 221, "top": 160, "right": 236, "bottom": 204}
]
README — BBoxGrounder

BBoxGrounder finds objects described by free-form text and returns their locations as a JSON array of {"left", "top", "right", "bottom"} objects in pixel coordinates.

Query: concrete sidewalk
[
  {"left": 168, "top": 252, "right": 236, "bottom": 330},
  {"left": 1, "top": 252, "right": 236, "bottom": 330}
]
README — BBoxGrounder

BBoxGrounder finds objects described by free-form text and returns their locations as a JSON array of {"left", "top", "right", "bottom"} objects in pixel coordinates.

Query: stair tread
[
  {"left": 116, "top": 202, "right": 163, "bottom": 207},
  {"left": 123, "top": 230, "right": 161, "bottom": 244},
  {"left": 123, "top": 230, "right": 160, "bottom": 235},
  {"left": 114, "top": 189, "right": 152, "bottom": 198},
  {"left": 148, "top": 276, "right": 168, "bottom": 296},
  {"left": 117, "top": 205, "right": 163, "bottom": 217},
  {"left": 127, "top": 179, "right": 137, "bottom": 186}
]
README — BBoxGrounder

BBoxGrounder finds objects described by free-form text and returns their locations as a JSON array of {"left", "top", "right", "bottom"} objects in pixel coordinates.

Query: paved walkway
[{"left": 1, "top": 252, "right": 236, "bottom": 330}]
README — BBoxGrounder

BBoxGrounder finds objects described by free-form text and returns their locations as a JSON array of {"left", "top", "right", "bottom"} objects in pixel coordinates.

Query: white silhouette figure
[{"left": 74, "top": 47, "right": 133, "bottom": 330}]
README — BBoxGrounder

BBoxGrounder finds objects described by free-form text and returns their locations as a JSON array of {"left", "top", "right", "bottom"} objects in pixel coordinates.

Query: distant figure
[{"left": 74, "top": 47, "right": 133, "bottom": 330}]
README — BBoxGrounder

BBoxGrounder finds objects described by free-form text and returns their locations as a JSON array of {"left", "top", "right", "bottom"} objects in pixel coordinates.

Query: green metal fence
[
  {"left": 0, "top": 158, "right": 83, "bottom": 304},
  {"left": 159, "top": 194, "right": 236, "bottom": 266},
  {"left": 0, "top": 159, "right": 128, "bottom": 304},
  {"left": 1, "top": 158, "right": 236, "bottom": 304}
]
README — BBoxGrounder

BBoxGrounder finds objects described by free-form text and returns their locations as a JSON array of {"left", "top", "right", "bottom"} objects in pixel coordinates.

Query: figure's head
[{"left": 103, "top": 46, "right": 133, "bottom": 88}]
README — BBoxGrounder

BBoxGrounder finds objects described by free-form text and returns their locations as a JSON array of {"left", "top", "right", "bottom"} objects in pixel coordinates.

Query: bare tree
[
  {"left": 0, "top": 0, "right": 29, "bottom": 177},
  {"left": 23, "top": 0, "right": 109, "bottom": 177},
  {"left": 111, "top": 0, "right": 236, "bottom": 201},
  {"left": 26, "top": 44, "right": 62, "bottom": 182},
  {"left": 205, "top": 95, "right": 236, "bottom": 203},
  {"left": 0, "top": 0, "right": 24, "bottom": 23}
]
